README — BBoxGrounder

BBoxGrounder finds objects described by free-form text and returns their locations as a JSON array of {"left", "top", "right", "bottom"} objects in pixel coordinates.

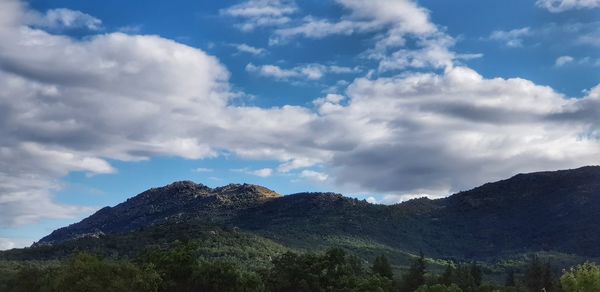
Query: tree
[
  {"left": 469, "top": 263, "right": 482, "bottom": 287},
  {"left": 434, "top": 262, "right": 482, "bottom": 292},
  {"left": 524, "top": 255, "right": 555, "bottom": 292},
  {"left": 190, "top": 261, "right": 264, "bottom": 292},
  {"left": 6, "top": 266, "right": 52, "bottom": 292},
  {"left": 440, "top": 264, "right": 455, "bottom": 286},
  {"left": 265, "top": 248, "right": 392, "bottom": 292},
  {"left": 560, "top": 262, "right": 600, "bottom": 292},
  {"left": 451, "top": 264, "right": 481, "bottom": 292},
  {"left": 140, "top": 242, "right": 199, "bottom": 291},
  {"left": 372, "top": 255, "right": 394, "bottom": 279},
  {"left": 403, "top": 251, "right": 427, "bottom": 291},
  {"left": 415, "top": 283, "right": 462, "bottom": 292},
  {"left": 51, "top": 253, "right": 161, "bottom": 292},
  {"left": 505, "top": 269, "right": 516, "bottom": 287}
]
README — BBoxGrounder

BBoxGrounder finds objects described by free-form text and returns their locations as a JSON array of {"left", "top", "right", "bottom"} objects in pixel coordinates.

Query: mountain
[
  {"left": 37, "top": 182, "right": 281, "bottom": 244},
  {"left": 7, "top": 166, "right": 600, "bottom": 265}
]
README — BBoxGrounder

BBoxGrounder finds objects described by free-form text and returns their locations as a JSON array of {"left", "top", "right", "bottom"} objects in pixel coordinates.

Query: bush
[{"left": 561, "top": 262, "right": 600, "bottom": 292}]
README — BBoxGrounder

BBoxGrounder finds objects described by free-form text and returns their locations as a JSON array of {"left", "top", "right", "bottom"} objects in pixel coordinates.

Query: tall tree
[
  {"left": 469, "top": 263, "right": 483, "bottom": 287},
  {"left": 525, "top": 255, "right": 555, "bottom": 292},
  {"left": 403, "top": 251, "right": 427, "bottom": 291},
  {"left": 440, "top": 264, "right": 454, "bottom": 286},
  {"left": 372, "top": 255, "right": 394, "bottom": 279},
  {"left": 505, "top": 269, "right": 516, "bottom": 287}
]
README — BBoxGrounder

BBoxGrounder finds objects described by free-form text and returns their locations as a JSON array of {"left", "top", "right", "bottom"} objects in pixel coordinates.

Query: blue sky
[{"left": 0, "top": 0, "right": 599, "bottom": 249}]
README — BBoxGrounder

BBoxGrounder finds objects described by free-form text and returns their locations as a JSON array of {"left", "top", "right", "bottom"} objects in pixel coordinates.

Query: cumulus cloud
[
  {"left": 234, "top": 43, "right": 266, "bottom": 55},
  {"left": 274, "top": 0, "right": 435, "bottom": 40},
  {"left": 269, "top": 0, "right": 456, "bottom": 72},
  {"left": 325, "top": 66, "right": 600, "bottom": 193},
  {"left": 536, "top": 0, "right": 600, "bottom": 12},
  {"left": 27, "top": 8, "right": 102, "bottom": 31},
  {"left": 232, "top": 168, "right": 275, "bottom": 177},
  {"left": 554, "top": 55, "right": 600, "bottom": 67},
  {"left": 488, "top": 27, "right": 532, "bottom": 48},
  {"left": 252, "top": 168, "right": 274, "bottom": 177},
  {"left": 221, "top": 0, "right": 297, "bottom": 31},
  {"left": 300, "top": 170, "right": 329, "bottom": 182},
  {"left": 555, "top": 55, "right": 575, "bottom": 66},
  {"left": 246, "top": 63, "right": 359, "bottom": 80}
]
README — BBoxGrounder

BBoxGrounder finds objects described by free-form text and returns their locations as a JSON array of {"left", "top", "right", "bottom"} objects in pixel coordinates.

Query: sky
[{"left": 0, "top": 0, "right": 599, "bottom": 249}]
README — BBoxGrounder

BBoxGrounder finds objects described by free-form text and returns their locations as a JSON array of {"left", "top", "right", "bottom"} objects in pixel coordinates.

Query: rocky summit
[{"left": 37, "top": 181, "right": 281, "bottom": 245}]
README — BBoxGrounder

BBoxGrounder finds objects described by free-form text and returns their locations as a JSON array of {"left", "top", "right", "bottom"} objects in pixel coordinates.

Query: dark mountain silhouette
[{"left": 21, "top": 166, "right": 600, "bottom": 262}]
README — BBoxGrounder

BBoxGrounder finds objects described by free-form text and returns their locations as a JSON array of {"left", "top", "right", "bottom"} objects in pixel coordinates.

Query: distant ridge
[{"left": 28, "top": 166, "right": 600, "bottom": 261}]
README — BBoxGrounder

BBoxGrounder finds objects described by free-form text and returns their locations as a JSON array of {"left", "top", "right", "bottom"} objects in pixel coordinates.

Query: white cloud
[
  {"left": 554, "top": 55, "right": 600, "bottom": 67},
  {"left": 313, "top": 94, "right": 347, "bottom": 114},
  {"left": 376, "top": 33, "right": 455, "bottom": 71},
  {"left": 234, "top": 43, "right": 266, "bottom": 55},
  {"left": 27, "top": 8, "right": 102, "bottom": 31},
  {"left": 192, "top": 167, "right": 213, "bottom": 173},
  {"left": 271, "top": 0, "right": 456, "bottom": 72},
  {"left": 118, "top": 25, "right": 142, "bottom": 34},
  {"left": 231, "top": 167, "right": 275, "bottom": 177},
  {"left": 325, "top": 66, "right": 600, "bottom": 193},
  {"left": 536, "top": 0, "right": 600, "bottom": 12},
  {"left": 456, "top": 53, "right": 484, "bottom": 60},
  {"left": 577, "top": 26, "right": 600, "bottom": 47},
  {"left": 274, "top": 0, "right": 435, "bottom": 40},
  {"left": 488, "top": 27, "right": 532, "bottom": 48},
  {"left": 246, "top": 63, "right": 359, "bottom": 80},
  {"left": 0, "top": 237, "right": 34, "bottom": 250},
  {"left": 221, "top": 0, "right": 297, "bottom": 31},
  {"left": 555, "top": 55, "right": 574, "bottom": 66},
  {"left": 578, "top": 56, "right": 600, "bottom": 66},
  {"left": 252, "top": 168, "right": 274, "bottom": 177},
  {"left": 277, "top": 158, "right": 321, "bottom": 172},
  {"left": 365, "top": 196, "right": 378, "bottom": 204},
  {"left": 300, "top": 170, "right": 328, "bottom": 182}
]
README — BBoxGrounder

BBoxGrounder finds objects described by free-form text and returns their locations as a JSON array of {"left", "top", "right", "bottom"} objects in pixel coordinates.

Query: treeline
[{"left": 1, "top": 243, "right": 600, "bottom": 292}]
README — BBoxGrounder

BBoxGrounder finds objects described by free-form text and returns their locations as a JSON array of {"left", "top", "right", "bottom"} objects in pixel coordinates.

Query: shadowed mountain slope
[{"left": 26, "top": 166, "right": 600, "bottom": 261}]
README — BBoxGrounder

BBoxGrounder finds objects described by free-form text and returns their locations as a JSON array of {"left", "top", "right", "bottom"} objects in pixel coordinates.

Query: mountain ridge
[{"left": 30, "top": 165, "right": 600, "bottom": 262}]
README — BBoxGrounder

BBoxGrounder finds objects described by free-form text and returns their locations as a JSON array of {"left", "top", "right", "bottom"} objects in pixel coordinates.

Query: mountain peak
[
  {"left": 213, "top": 183, "right": 281, "bottom": 199},
  {"left": 161, "top": 180, "right": 209, "bottom": 191}
]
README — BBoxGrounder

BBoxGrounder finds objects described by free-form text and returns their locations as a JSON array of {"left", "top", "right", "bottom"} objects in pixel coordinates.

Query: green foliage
[
  {"left": 416, "top": 283, "right": 463, "bottom": 292},
  {"left": 4, "top": 253, "right": 160, "bottom": 292},
  {"left": 447, "top": 263, "right": 482, "bottom": 292},
  {"left": 2, "top": 245, "right": 598, "bottom": 292},
  {"left": 402, "top": 251, "right": 427, "bottom": 291},
  {"left": 264, "top": 248, "right": 392, "bottom": 292},
  {"left": 191, "top": 261, "right": 265, "bottom": 292},
  {"left": 505, "top": 269, "right": 516, "bottom": 287},
  {"left": 560, "top": 262, "right": 600, "bottom": 292},
  {"left": 372, "top": 254, "right": 394, "bottom": 279},
  {"left": 141, "top": 241, "right": 264, "bottom": 292},
  {"left": 52, "top": 253, "right": 161, "bottom": 292},
  {"left": 524, "top": 255, "right": 556, "bottom": 292},
  {"left": 140, "top": 242, "right": 198, "bottom": 291}
]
